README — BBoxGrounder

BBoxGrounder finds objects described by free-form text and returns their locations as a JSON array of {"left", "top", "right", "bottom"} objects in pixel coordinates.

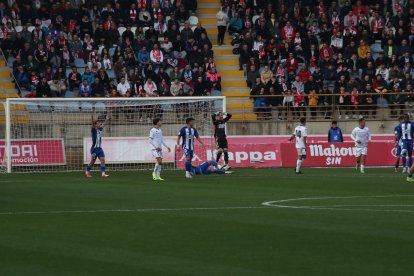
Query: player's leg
[
  {"left": 360, "top": 155, "right": 366, "bottom": 173},
  {"left": 296, "top": 148, "right": 305, "bottom": 174},
  {"left": 216, "top": 148, "right": 223, "bottom": 163},
  {"left": 360, "top": 147, "right": 367, "bottom": 173},
  {"left": 209, "top": 161, "right": 227, "bottom": 174},
  {"left": 394, "top": 155, "right": 401, "bottom": 173},
  {"left": 355, "top": 148, "right": 361, "bottom": 171},
  {"left": 222, "top": 139, "right": 230, "bottom": 168},
  {"left": 402, "top": 152, "right": 408, "bottom": 173},
  {"left": 99, "top": 155, "right": 108, "bottom": 177},
  {"left": 86, "top": 150, "right": 97, "bottom": 177},
  {"left": 407, "top": 145, "right": 413, "bottom": 169},
  {"left": 185, "top": 149, "right": 193, "bottom": 178},
  {"left": 395, "top": 146, "right": 401, "bottom": 173}
]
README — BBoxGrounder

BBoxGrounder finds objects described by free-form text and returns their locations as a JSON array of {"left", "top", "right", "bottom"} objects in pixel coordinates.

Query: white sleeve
[
  {"left": 367, "top": 128, "right": 371, "bottom": 141},
  {"left": 149, "top": 129, "right": 156, "bottom": 148},
  {"left": 351, "top": 128, "right": 357, "bottom": 141},
  {"left": 160, "top": 130, "right": 168, "bottom": 148}
]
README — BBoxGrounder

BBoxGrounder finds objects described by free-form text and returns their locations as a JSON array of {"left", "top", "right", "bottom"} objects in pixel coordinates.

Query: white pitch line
[
  {"left": 262, "top": 195, "right": 414, "bottom": 213},
  {"left": 0, "top": 206, "right": 269, "bottom": 216}
]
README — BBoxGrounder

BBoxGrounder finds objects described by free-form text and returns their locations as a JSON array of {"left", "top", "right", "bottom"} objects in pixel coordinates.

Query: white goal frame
[{"left": 3, "top": 96, "right": 226, "bottom": 173}]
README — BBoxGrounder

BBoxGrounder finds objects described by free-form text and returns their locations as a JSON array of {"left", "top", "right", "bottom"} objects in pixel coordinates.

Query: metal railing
[{"left": 229, "top": 91, "right": 414, "bottom": 121}]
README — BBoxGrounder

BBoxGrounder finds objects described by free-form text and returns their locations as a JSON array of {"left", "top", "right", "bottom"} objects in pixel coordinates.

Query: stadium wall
[{"left": 227, "top": 120, "right": 396, "bottom": 136}]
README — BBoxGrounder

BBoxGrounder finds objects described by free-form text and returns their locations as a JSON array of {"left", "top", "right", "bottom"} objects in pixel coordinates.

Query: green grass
[{"left": 1, "top": 168, "right": 414, "bottom": 275}]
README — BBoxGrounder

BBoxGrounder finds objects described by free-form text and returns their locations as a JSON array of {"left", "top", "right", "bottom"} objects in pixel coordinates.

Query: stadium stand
[{"left": 0, "top": 0, "right": 414, "bottom": 122}]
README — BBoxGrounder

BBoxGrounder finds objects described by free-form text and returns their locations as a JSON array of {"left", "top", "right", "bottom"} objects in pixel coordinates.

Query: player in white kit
[
  {"left": 351, "top": 118, "right": 371, "bottom": 173},
  {"left": 289, "top": 117, "right": 308, "bottom": 174},
  {"left": 149, "top": 118, "right": 171, "bottom": 181}
]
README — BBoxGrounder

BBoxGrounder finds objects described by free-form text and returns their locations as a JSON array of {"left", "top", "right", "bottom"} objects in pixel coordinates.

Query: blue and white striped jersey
[
  {"left": 178, "top": 127, "right": 199, "bottom": 150},
  {"left": 91, "top": 127, "right": 103, "bottom": 148},
  {"left": 397, "top": 123, "right": 414, "bottom": 141}
]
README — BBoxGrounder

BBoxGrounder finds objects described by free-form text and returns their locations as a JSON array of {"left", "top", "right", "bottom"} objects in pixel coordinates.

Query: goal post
[{"left": 1, "top": 96, "right": 226, "bottom": 173}]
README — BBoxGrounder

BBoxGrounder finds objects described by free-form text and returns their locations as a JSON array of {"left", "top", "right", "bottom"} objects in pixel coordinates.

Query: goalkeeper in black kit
[{"left": 212, "top": 111, "right": 232, "bottom": 170}]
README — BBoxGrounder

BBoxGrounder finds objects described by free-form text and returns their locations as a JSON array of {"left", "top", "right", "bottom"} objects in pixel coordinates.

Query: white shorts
[
  {"left": 355, "top": 147, "right": 367, "bottom": 157},
  {"left": 152, "top": 149, "right": 163, "bottom": 159},
  {"left": 296, "top": 147, "right": 306, "bottom": 156}
]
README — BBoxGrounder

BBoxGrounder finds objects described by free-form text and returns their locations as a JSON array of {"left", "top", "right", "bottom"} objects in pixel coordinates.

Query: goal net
[{"left": 1, "top": 97, "right": 225, "bottom": 173}]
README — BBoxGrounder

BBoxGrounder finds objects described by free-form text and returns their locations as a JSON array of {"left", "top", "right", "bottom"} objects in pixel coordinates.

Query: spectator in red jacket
[
  {"left": 285, "top": 52, "right": 298, "bottom": 72},
  {"left": 297, "top": 64, "right": 311, "bottom": 83}
]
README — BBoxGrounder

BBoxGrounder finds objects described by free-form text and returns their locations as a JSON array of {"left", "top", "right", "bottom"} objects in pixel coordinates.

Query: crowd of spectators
[
  {"left": 221, "top": 0, "right": 414, "bottom": 120},
  {"left": 0, "top": 0, "right": 226, "bottom": 100}
]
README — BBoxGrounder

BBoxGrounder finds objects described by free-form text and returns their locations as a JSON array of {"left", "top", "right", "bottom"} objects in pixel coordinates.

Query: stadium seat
[
  {"left": 191, "top": 26, "right": 196, "bottom": 31},
  {"left": 252, "top": 15, "right": 259, "bottom": 25},
  {"left": 107, "top": 69, "right": 116, "bottom": 79},
  {"left": 165, "top": 16, "right": 171, "bottom": 23},
  {"left": 179, "top": 26, "right": 184, "bottom": 32},
  {"left": 74, "top": 58, "right": 86, "bottom": 68},
  {"left": 131, "top": 27, "right": 137, "bottom": 33},
  {"left": 15, "top": 26, "right": 23, "bottom": 33},
  {"left": 109, "top": 47, "right": 116, "bottom": 57},
  {"left": 7, "top": 57, "right": 15, "bottom": 67},
  {"left": 27, "top": 26, "right": 35, "bottom": 32},
  {"left": 370, "top": 43, "right": 383, "bottom": 53},
  {"left": 143, "top": 27, "right": 149, "bottom": 33},
  {"left": 118, "top": 27, "right": 126, "bottom": 36},
  {"left": 95, "top": 102, "right": 106, "bottom": 112},
  {"left": 80, "top": 102, "right": 94, "bottom": 112},
  {"left": 188, "top": 16, "right": 199, "bottom": 25}
]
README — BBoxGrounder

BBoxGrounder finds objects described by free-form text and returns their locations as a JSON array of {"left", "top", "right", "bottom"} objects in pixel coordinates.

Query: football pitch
[{"left": 1, "top": 168, "right": 414, "bottom": 275}]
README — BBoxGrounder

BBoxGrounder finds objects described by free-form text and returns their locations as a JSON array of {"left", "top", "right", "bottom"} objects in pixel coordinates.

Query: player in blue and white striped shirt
[
  {"left": 86, "top": 115, "right": 109, "bottom": 178},
  {"left": 397, "top": 114, "right": 414, "bottom": 174},
  {"left": 176, "top": 117, "right": 206, "bottom": 178},
  {"left": 394, "top": 116, "right": 406, "bottom": 173}
]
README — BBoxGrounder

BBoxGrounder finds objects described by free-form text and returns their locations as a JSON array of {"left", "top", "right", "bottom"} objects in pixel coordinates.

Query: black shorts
[{"left": 216, "top": 139, "right": 228, "bottom": 150}]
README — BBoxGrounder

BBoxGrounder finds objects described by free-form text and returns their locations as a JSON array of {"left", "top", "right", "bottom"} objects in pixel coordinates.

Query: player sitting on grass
[
  {"left": 86, "top": 115, "right": 109, "bottom": 178},
  {"left": 149, "top": 118, "right": 171, "bottom": 181},
  {"left": 191, "top": 160, "right": 233, "bottom": 175}
]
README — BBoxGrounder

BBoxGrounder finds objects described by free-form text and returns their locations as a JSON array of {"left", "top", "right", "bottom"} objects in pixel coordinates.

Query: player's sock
[
  {"left": 224, "top": 152, "right": 229, "bottom": 165},
  {"left": 100, "top": 164, "right": 106, "bottom": 174},
  {"left": 157, "top": 164, "right": 162, "bottom": 177},
  {"left": 402, "top": 155, "right": 407, "bottom": 167},
  {"left": 408, "top": 156, "right": 413, "bottom": 168},
  {"left": 86, "top": 165, "right": 91, "bottom": 172},
  {"left": 185, "top": 160, "right": 192, "bottom": 172},
  {"left": 296, "top": 160, "right": 303, "bottom": 173},
  {"left": 216, "top": 152, "right": 222, "bottom": 162},
  {"left": 361, "top": 165, "right": 365, "bottom": 172},
  {"left": 395, "top": 160, "right": 399, "bottom": 169}
]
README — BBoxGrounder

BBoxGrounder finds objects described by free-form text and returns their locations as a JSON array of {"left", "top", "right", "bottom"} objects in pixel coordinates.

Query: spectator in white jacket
[{"left": 216, "top": 7, "right": 228, "bottom": 45}]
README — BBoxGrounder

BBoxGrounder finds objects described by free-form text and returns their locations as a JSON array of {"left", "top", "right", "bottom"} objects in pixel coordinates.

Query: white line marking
[
  {"left": 0, "top": 206, "right": 269, "bottom": 216},
  {"left": 262, "top": 195, "right": 414, "bottom": 213}
]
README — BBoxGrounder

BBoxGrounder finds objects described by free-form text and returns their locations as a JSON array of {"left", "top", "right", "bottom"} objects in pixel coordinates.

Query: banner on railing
[
  {"left": 0, "top": 139, "right": 66, "bottom": 166},
  {"left": 82, "top": 135, "right": 396, "bottom": 167},
  {"left": 83, "top": 137, "right": 177, "bottom": 164}
]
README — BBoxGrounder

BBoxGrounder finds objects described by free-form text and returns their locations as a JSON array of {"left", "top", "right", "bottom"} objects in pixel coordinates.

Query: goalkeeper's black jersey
[{"left": 212, "top": 114, "right": 232, "bottom": 139}]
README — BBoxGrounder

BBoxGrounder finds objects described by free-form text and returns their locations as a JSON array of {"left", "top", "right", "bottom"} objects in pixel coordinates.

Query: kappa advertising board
[{"left": 0, "top": 139, "right": 66, "bottom": 166}]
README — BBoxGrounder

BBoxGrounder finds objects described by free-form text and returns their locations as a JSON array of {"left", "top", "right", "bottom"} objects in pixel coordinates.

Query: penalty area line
[{"left": 0, "top": 206, "right": 270, "bottom": 216}]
